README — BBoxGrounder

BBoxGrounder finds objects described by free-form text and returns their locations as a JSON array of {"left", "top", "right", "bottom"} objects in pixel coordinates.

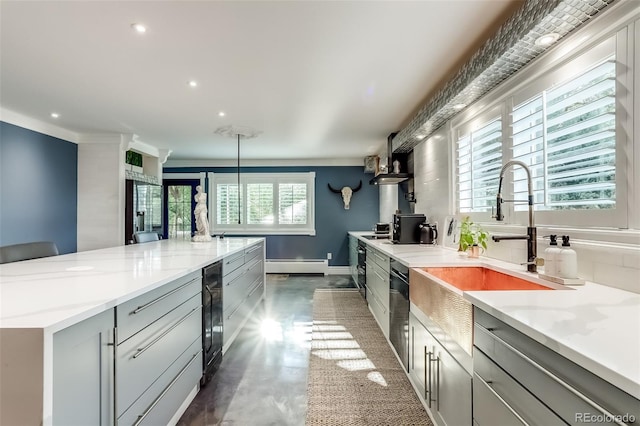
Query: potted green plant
[{"left": 458, "top": 216, "right": 488, "bottom": 258}]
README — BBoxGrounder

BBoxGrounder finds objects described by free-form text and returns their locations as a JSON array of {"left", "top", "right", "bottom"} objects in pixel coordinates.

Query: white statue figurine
[{"left": 192, "top": 185, "right": 212, "bottom": 242}]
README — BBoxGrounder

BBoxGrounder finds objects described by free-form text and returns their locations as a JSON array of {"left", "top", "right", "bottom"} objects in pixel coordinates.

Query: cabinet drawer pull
[
  {"left": 131, "top": 279, "right": 197, "bottom": 315},
  {"left": 477, "top": 374, "right": 529, "bottom": 426},
  {"left": 132, "top": 351, "right": 200, "bottom": 426},
  {"left": 133, "top": 307, "right": 199, "bottom": 359},
  {"left": 226, "top": 268, "right": 248, "bottom": 287},
  {"left": 226, "top": 301, "right": 242, "bottom": 320},
  {"left": 247, "top": 278, "right": 262, "bottom": 298},
  {"left": 373, "top": 269, "right": 386, "bottom": 282},
  {"left": 245, "top": 244, "right": 261, "bottom": 254},
  {"left": 225, "top": 254, "right": 243, "bottom": 264},
  {"left": 478, "top": 325, "right": 627, "bottom": 426}
]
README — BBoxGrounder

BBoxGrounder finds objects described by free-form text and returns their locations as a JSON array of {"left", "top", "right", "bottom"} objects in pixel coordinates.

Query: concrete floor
[{"left": 177, "top": 274, "right": 356, "bottom": 426}]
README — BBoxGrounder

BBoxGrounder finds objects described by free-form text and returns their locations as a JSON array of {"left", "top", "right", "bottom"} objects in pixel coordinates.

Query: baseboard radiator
[{"left": 265, "top": 259, "right": 328, "bottom": 275}]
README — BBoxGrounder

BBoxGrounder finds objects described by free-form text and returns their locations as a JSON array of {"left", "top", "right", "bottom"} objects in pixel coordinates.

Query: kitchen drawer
[
  {"left": 117, "top": 294, "right": 201, "bottom": 416},
  {"left": 117, "top": 271, "right": 201, "bottom": 344},
  {"left": 223, "top": 251, "right": 245, "bottom": 277},
  {"left": 244, "top": 242, "right": 263, "bottom": 263},
  {"left": 117, "top": 338, "right": 202, "bottom": 426},
  {"left": 368, "top": 288, "right": 389, "bottom": 337},
  {"left": 474, "top": 308, "right": 639, "bottom": 425},
  {"left": 473, "top": 346, "right": 563, "bottom": 425},
  {"left": 245, "top": 257, "right": 263, "bottom": 282},
  {"left": 223, "top": 297, "right": 247, "bottom": 348},
  {"left": 223, "top": 260, "right": 246, "bottom": 287},
  {"left": 473, "top": 372, "right": 526, "bottom": 426}
]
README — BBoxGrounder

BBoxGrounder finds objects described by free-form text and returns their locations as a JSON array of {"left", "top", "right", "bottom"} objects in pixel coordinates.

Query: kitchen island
[
  {"left": 349, "top": 231, "right": 640, "bottom": 425},
  {"left": 0, "top": 237, "right": 265, "bottom": 426}
]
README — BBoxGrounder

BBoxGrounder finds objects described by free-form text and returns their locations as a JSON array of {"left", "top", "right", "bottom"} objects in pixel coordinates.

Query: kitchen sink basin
[
  {"left": 409, "top": 266, "right": 553, "bottom": 355},
  {"left": 421, "top": 266, "right": 553, "bottom": 291}
]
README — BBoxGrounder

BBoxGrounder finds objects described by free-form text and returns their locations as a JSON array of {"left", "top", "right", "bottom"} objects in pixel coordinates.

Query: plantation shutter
[
  {"left": 457, "top": 118, "right": 502, "bottom": 213},
  {"left": 512, "top": 57, "right": 616, "bottom": 211},
  {"left": 279, "top": 183, "right": 307, "bottom": 224},
  {"left": 246, "top": 183, "right": 274, "bottom": 224},
  {"left": 216, "top": 183, "right": 240, "bottom": 224}
]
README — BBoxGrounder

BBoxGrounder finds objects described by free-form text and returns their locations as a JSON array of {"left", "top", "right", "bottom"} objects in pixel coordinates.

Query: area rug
[{"left": 306, "top": 289, "right": 433, "bottom": 425}]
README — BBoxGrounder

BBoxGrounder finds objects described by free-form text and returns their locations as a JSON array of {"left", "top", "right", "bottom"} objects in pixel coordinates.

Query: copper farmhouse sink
[
  {"left": 421, "top": 266, "right": 553, "bottom": 291},
  {"left": 409, "top": 266, "right": 553, "bottom": 355}
]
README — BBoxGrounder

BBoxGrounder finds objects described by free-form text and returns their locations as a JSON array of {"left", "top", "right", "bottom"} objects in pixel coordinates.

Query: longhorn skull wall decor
[{"left": 328, "top": 180, "right": 362, "bottom": 210}]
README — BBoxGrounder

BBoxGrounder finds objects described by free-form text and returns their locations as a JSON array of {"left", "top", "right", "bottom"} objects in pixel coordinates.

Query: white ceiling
[{"left": 0, "top": 0, "right": 519, "bottom": 163}]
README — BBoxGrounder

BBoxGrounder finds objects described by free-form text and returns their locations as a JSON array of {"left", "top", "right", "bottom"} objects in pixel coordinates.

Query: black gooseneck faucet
[{"left": 491, "top": 160, "right": 539, "bottom": 273}]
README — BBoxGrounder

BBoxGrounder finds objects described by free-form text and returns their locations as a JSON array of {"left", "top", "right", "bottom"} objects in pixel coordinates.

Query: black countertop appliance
[{"left": 392, "top": 213, "right": 426, "bottom": 244}]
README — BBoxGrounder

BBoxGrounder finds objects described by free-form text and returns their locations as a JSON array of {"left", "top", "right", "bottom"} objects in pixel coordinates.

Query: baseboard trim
[
  {"left": 327, "top": 266, "right": 350, "bottom": 275},
  {"left": 265, "top": 259, "right": 328, "bottom": 275}
]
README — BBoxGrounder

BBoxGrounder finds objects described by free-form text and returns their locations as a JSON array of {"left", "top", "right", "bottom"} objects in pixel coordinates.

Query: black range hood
[{"left": 369, "top": 132, "right": 412, "bottom": 185}]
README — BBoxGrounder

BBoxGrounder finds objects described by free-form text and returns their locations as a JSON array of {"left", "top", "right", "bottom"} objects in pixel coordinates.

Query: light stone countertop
[
  {"left": 0, "top": 237, "right": 264, "bottom": 333},
  {"left": 349, "top": 231, "right": 640, "bottom": 399}
]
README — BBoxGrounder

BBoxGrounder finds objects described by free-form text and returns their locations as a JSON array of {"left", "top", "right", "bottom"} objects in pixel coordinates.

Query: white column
[
  {"left": 379, "top": 185, "right": 398, "bottom": 224},
  {"left": 77, "top": 134, "right": 129, "bottom": 251}
]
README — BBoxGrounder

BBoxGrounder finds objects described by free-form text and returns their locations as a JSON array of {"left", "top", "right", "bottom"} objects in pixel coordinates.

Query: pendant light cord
[{"left": 237, "top": 133, "right": 241, "bottom": 225}]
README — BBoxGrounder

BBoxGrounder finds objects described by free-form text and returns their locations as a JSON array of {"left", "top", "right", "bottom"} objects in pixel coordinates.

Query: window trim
[{"left": 207, "top": 171, "right": 316, "bottom": 236}]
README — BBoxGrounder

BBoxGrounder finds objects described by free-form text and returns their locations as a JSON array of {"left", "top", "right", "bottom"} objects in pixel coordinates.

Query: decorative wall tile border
[{"left": 392, "top": 0, "right": 617, "bottom": 154}]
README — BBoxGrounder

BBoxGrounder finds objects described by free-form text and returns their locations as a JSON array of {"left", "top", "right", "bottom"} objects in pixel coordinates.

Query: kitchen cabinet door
[
  {"left": 409, "top": 312, "right": 428, "bottom": 399},
  {"left": 52, "top": 309, "right": 114, "bottom": 426},
  {"left": 431, "top": 338, "right": 472, "bottom": 426}
]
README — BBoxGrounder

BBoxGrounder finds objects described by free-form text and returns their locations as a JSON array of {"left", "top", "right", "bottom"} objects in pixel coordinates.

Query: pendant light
[{"left": 214, "top": 125, "right": 262, "bottom": 225}]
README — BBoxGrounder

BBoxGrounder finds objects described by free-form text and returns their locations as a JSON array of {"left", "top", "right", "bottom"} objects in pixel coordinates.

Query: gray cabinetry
[
  {"left": 116, "top": 270, "right": 202, "bottom": 425},
  {"left": 366, "top": 246, "right": 389, "bottom": 337},
  {"left": 223, "top": 241, "right": 265, "bottom": 350},
  {"left": 409, "top": 311, "right": 472, "bottom": 426},
  {"left": 52, "top": 309, "right": 114, "bottom": 426},
  {"left": 473, "top": 307, "right": 640, "bottom": 426},
  {"left": 348, "top": 235, "right": 357, "bottom": 285}
]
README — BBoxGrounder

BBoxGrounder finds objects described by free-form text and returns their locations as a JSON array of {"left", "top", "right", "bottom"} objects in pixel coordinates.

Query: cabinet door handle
[
  {"left": 133, "top": 307, "right": 199, "bottom": 359},
  {"left": 411, "top": 326, "right": 414, "bottom": 371},
  {"left": 428, "top": 350, "right": 437, "bottom": 406},
  {"left": 434, "top": 355, "right": 440, "bottom": 411},
  {"left": 131, "top": 279, "right": 197, "bottom": 315},
  {"left": 132, "top": 351, "right": 200, "bottom": 426},
  {"left": 423, "top": 346, "right": 428, "bottom": 403}
]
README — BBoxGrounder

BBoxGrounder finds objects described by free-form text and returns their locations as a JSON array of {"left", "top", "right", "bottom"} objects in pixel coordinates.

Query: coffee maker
[{"left": 392, "top": 214, "right": 426, "bottom": 244}]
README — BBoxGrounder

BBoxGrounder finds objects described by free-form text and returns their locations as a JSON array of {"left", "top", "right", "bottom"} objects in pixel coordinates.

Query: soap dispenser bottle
[
  {"left": 544, "top": 235, "right": 560, "bottom": 277},
  {"left": 557, "top": 235, "right": 578, "bottom": 279}
]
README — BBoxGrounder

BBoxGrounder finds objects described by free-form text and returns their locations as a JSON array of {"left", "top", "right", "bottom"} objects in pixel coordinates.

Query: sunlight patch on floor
[{"left": 311, "top": 319, "right": 387, "bottom": 385}]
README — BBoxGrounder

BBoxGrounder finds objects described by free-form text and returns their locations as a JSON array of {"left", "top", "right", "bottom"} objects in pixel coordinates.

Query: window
[
  {"left": 512, "top": 56, "right": 616, "bottom": 212},
  {"left": 453, "top": 33, "right": 627, "bottom": 228},
  {"left": 456, "top": 116, "right": 503, "bottom": 213},
  {"left": 209, "top": 172, "right": 316, "bottom": 235}
]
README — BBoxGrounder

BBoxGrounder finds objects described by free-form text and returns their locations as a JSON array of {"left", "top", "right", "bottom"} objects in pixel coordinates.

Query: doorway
[{"left": 163, "top": 180, "right": 199, "bottom": 240}]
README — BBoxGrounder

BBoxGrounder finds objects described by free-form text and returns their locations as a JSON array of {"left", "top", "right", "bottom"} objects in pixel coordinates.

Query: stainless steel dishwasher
[{"left": 389, "top": 258, "right": 410, "bottom": 371}]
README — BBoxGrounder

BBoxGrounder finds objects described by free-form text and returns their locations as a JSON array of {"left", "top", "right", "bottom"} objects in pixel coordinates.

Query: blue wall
[
  {"left": 0, "top": 122, "right": 78, "bottom": 253},
  {"left": 165, "top": 166, "right": 379, "bottom": 266}
]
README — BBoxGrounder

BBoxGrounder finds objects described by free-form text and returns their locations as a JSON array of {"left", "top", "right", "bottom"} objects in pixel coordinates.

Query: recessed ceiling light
[
  {"left": 416, "top": 135, "right": 425, "bottom": 140},
  {"left": 131, "top": 23, "right": 147, "bottom": 34},
  {"left": 452, "top": 103, "right": 467, "bottom": 110},
  {"left": 50, "top": 112, "right": 59, "bottom": 119},
  {"left": 535, "top": 33, "right": 560, "bottom": 47},
  {"left": 218, "top": 111, "right": 226, "bottom": 117},
  {"left": 188, "top": 80, "right": 198, "bottom": 88}
]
